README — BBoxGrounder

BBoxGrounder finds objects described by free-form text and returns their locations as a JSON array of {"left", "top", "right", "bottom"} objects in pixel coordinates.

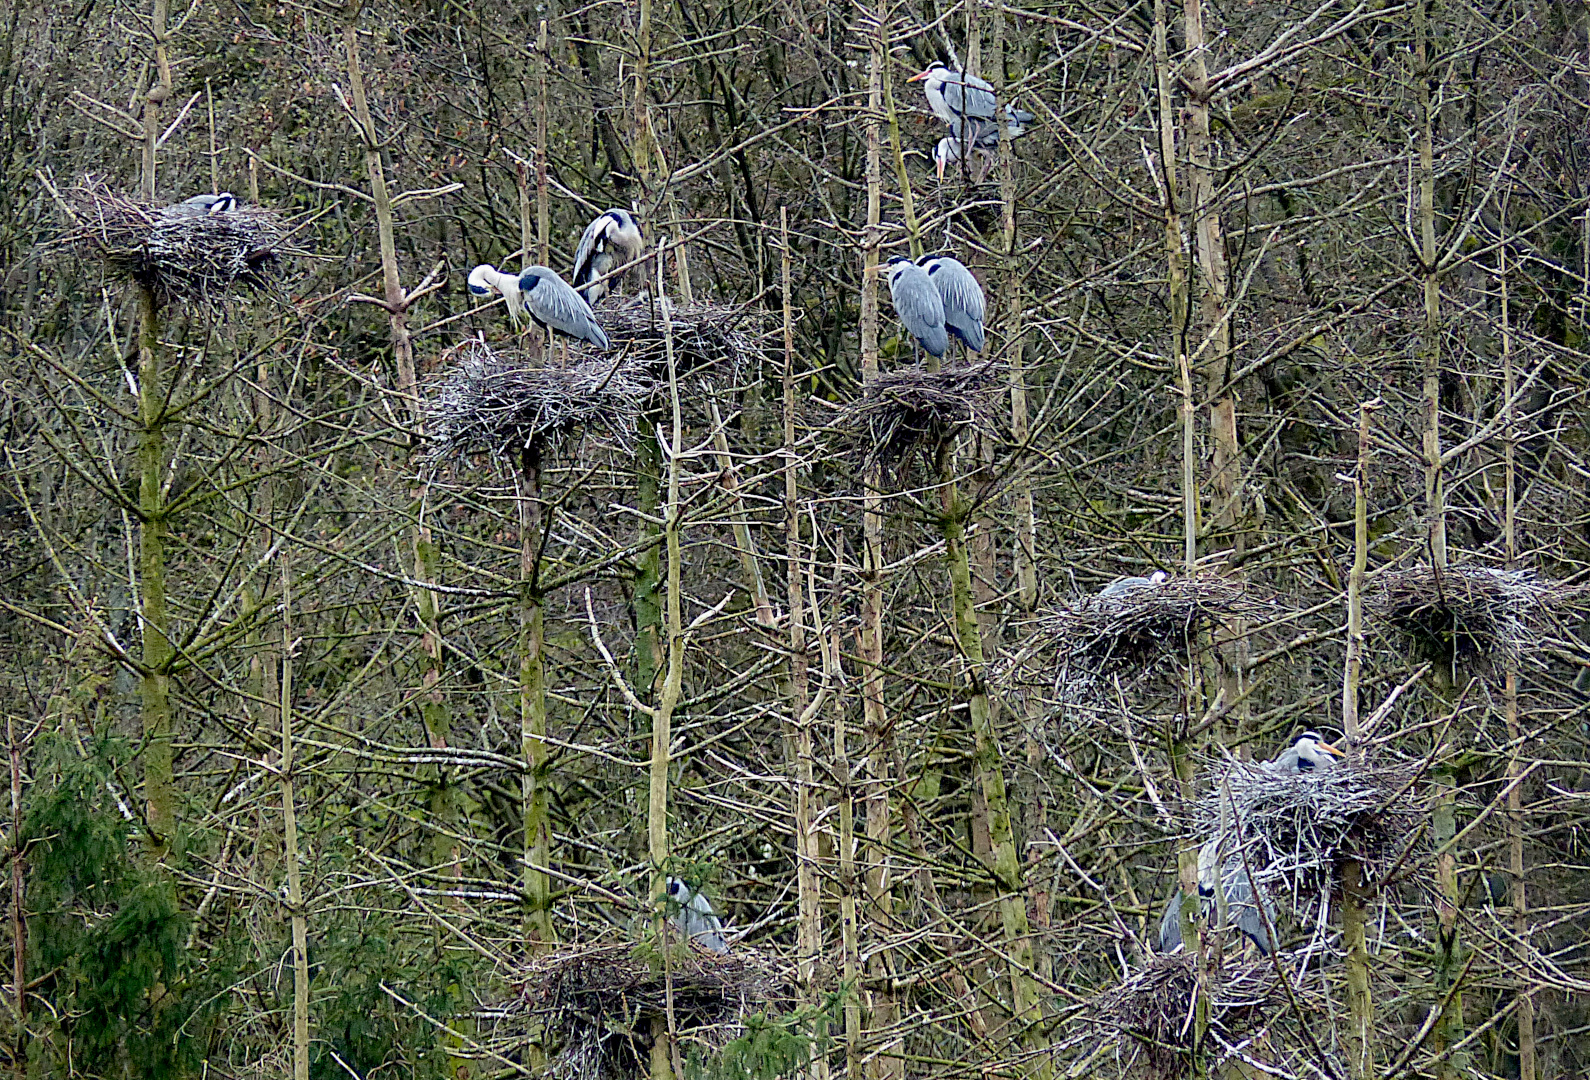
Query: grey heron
[
  {"left": 1157, "top": 836, "right": 1275, "bottom": 956},
  {"left": 918, "top": 255, "right": 985, "bottom": 353},
  {"left": 665, "top": 877, "right": 728, "bottom": 954},
  {"left": 1267, "top": 731, "right": 1346, "bottom": 774},
  {"left": 1099, "top": 569, "right": 1169, "bottom": 598},
  {"left": 885, "top": 256, "right": 949, "bottom": 360},
  {"left": 572, "top": 208, "right": 644, "bottom": 305},
  {"left": 909, "top": 63, "right": 1035, "bottom": 134},
  {"left": 164, "top": 192, "right": 237, "bottom": 218},
  {"left": 467, "top": 264, "right": 527, "bottom": 329},
  {"left": 516, "top": 265, "right": 611, "bottom": 349},
  {"left": 933, "top": 135, "right": 995, "bottom": 184}
]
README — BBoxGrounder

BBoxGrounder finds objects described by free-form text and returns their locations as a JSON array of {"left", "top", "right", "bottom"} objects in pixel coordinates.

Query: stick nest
[
  {"left": 1194, "top": 755, "right": 1424, "bottom": 897},
  {"left": 1096, "top": 956, "right": 1282, "bottom": 1079},
  {"left": 517, "top": 943, "right": 793, "bottom": 1080},
  {"left": 835, "top": 363, "right": 1002, "bottom": 475},
  {"left": 422, "top": 340, "right": 655, "bottom": 468},
  {"left": 584, "top": 295, "right": 769, "bottom": 386},
  {"left": 61, "top": 178, "right": 294, "bottom": 306},
  {"left": 1368, "top": 563, "right": 1564, "bottom": 669}
]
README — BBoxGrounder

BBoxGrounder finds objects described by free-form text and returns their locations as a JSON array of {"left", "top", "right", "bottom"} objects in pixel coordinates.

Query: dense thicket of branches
[{"left": 3, "top": 0, "right": 1589, "bottom": 1076}]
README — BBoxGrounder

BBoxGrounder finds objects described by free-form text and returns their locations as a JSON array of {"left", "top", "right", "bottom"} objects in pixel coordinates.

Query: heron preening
[
  {"left": 1099, "top": 569, "right": 1169, "bottom": 598},
  {"left": 165, "top": 192, "right": 237, "bottom": 218},
  {"left": 885, "top": 256, "right": 949, "bottom": 360},
  {"left": 516, "top": 266, "right": 611, "bottom": 349},
  {"left": 665, "top": 877, "right": 729, "bottom": 954},
  {"left": 918, "top": 255, "right": 986, "bottom": 353},
  {"left": 467, "top": 264, "right": 527, "bottom": 329},
  {"left": 910, "top": 63, "right": 1035, "bottom": 134},
  {"left": 572, "top": 208, "right": 644, "bottom": 305}
]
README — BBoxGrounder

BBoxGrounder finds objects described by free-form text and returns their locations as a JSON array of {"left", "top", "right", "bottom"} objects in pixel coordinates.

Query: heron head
[
  {"left": 207, "top": 192, "right": 237, "bottom": 214},
  {"left": 467, "top": 264, "right": 497, "bottom": 296},
  {"left": 1295, "top": 731, "right": 1346, "bottom": 763},
  {"left": 909, "top": 60, "right": 949, "bottom": 82},
  {"left": 516, "top": 267, "right": 546, "bottom": 293},
  {"left": 933, "top": 139, "right": 955, "bottom": 180},
  {"left": 1148, "top": 570, "right": 1169, "bottom": 584}
]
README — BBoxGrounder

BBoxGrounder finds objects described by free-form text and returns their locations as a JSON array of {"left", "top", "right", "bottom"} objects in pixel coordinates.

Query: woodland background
[{"left": 2, "top": 0, "right": 1589, "bottom": 1075}]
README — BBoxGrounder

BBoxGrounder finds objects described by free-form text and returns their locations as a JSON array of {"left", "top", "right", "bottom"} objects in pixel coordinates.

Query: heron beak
[
  {"left": 908, "top": 70, "right": 929, "bottom": 82},
  {"left": 936, "top": 156, "right": 946, "bottom": 181},
  {"left": 1319, "top": 741, "right": 1346, "bottom": 757}
]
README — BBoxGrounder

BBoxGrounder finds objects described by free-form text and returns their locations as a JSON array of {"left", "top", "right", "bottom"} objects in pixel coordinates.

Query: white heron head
[
  {"left": 909, "top": 60, "right": 951, "bottom": 84},
  {"left": 1292, "top": 731, "right": 1345, "bottom": 769},
  {"left": 468, "top": 264, "right": 499, "bottom": 296},
  {"left": 1148, "top": 570, "right": 1169, "bottom": 584},
  {"left": 207, "top": 192, "right": 237, "bottom": 214}
]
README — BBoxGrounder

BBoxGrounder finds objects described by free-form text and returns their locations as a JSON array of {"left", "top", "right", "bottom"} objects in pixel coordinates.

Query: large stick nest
[
  {"left": 61, "top": 178, "right": 294, "bottom": 307},
  {"left": 1095, "top": 956, "right": 1283, "bottom": 1080},
  {"left": 1194, "top": 755, "right": 1424, "bottom": 899},
  {"left": 422, "top": 340, "right": 655, "bottom": 468},
  {"left": 1368, "top": 563, "right": 1565, "bottom": 670},
  {"left": 517, "top": 943, "right": 793, "bottom": 1080},
  {"left": 578, "top": 294, "right": 770, "bottom": 387},
  {"left": 834, "top": 362, "right": 1003, "bottom": 476}
]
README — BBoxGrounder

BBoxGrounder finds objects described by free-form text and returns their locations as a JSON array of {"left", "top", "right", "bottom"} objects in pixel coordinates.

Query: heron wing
[
  {"left": 1220, "top": 861, "right": 1274, "bottom": 954},
  {"left": 572, "top": 215, "right": 608, "bottom": 288},
  {"left": 1156, "top": 890, "right": 1186, "bottom": 953},
  {"left": 527, "top": 271, "right": 611, "bottom": 348},
  {"left": 929, "top": 259, "right": 986, "bottom": 351},
  {"left": 889, "top": 267, "right": 948, "bottom": 357},
  {"left": 944, "top": 73, "right": 998, "bottom": 120}
]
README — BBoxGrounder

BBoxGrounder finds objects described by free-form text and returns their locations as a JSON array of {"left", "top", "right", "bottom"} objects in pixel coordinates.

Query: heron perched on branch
[
  {"left": 918, "top": 255, "right": 985, "bottom": 353},
  {"left": 909, "top": 63, "right": 1035, "bottom": 134},
  {"left": 467, "top": 264, "right": 527, "bottom": 329},
  {"left": 885, "top": 256, "right": 948, "bottom": 360},
  {"left": 516, "top": 266, "right": 610, "bottom": 349},
  {"left": 163, "top": 192, "right": 237, "bottom": 218},
  {"left": 572, "top": 208, "right": 644, "bottom": 305},
  {"left": 665, "top": 877, "right": 728, "bottom": 954}
]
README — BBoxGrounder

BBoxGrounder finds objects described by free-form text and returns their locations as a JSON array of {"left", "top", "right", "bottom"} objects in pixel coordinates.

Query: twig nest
[
  {"left": 583, "top": 294, "right": 769, "bottom": 386},
  {"left": 1195, "top": 755, "right": 1423, "bottom": 897},
  {"left": 1095, "top": 956, "right": 1281, "bottom": 1080},
  {"left": 421, "top": 340, "right": 655, "bottom": 468},
  {"left": 63, "top": 178, "right": 294, "bottom": 307},
  {"left": 1368, "top": 563, "right": 1562, "bottom": 670},
  {"left": 835, "top": 362, "right": 1002, "bottom": 476},
  {"left": 517, "top": 942, "right": 792, "bottom": 1080}
]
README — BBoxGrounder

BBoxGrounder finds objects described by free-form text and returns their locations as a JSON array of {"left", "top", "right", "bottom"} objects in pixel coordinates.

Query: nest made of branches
[
  {"left": 834, "top": 362, "right": 1003, "bottom": 476},
  {"left": 518, "top": 942, "right": 792, "bottom": 1080},
  {"left": 591, "top": 294, "right": 769, "bottom": 387},
  {"left": 61, "top": 178, "right": 294, "bottom": 307},
  {"left": 1194, "top": 755, "right": 1424, "bottom": 898},
  {"left": 422, "top": 340, "right": 656, "bottom": 468},
  {"left": 1096, "top": 955, "right": 1283, "bottom": 1079},
  {"left": 1368, "top": 563, "right": 1564, "bottom": 669}
]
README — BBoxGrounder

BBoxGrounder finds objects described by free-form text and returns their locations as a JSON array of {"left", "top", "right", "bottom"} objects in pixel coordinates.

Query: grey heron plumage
[
  {"left": 665, "top": 877, "right": 728, "bottom": 954},
  {"left": 918, "top": 255, "right": 986, "bottom": 352},
  {"left": 1156, "top": 836, "right": 1276, "bottom": 956},
  {"left": 467, "top": 264, "right": 527, "bottom": 329},
  {"left": 571, "top": 208, "right": 644, "bottom": 305},
  {"left": 885, "top": 256, "right": 949, "bottom": 359},
  {"left": 164, "top": 192, "right": 238, "bottom": 218},
  {"left": 1267, "top": 730, "right": 1346, "bottom": 774},
  {"left": 910, "top": 63, "right": 1035, "bottom": 133},
  {"left": 516, "top": 265, "right": 611, "bottom": 349},
  {"left": 1099, "top": 569, "right": 1168, "bottom": 598}
]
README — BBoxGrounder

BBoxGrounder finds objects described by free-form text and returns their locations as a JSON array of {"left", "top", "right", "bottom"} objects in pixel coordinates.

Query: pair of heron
[
  {"left": 910, "top": 62, "right": 1035, "bottom": 183},
  {"left": 1156, "top": 732, "right": 1348, "bottom": 955},
  {"left": 886, "top": 254, "right": 986, "bottom": 360},
  {"left": 466, "top": 207, "right": 646, "bottom": 350}
]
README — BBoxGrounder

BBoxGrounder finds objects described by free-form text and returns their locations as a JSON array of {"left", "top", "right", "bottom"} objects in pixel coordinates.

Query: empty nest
[
  {"left": 836, "top": 362, "right": 1002, "bottom": 475},
  {"left": 1369, "top": 563, "right": 1561, "bottom": 669},
  {"left": 1096, "top": 955, "right": 1282, "bottom": 1080},
  {"left": 518, "top": 942, "right": 791, "bottom": 1080},
  {"left": 422, "top": 340, "right": 655, "bottom": 468},
  {"left": 1195, "top": 755, "right": 1424, "bottom": 899},
  {"left": 584, "top": 294, "right": 768, "bottom": 386},
  {"left": 62, "top": 178, "right": 293, "bottom": 306}
]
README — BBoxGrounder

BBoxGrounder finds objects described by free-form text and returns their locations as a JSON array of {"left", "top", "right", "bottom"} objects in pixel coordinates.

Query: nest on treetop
[
  {"left": 1368, "top": 563, "right": 1564, "bottom": 671},
  {"left": 421, "top": 339, "right": 655, "bottom": 469},
  {"left": 517, "top": 942, "right": 793, "bottom": 1080},
  {"left": 835, "top": 362, "right": 1003, "bottom": 477},
  {"left": 579, "top": 294, "right": 770, "bottom": 387},
  {"left": 1193, "top": 753, "right": 1424, "bottom": 900},
  {"left": 1095, "top": 955, "right": 1282, "bottom": 1080},
  {"left": 61, "top": 177, "right": 294, "bottom": 307}
]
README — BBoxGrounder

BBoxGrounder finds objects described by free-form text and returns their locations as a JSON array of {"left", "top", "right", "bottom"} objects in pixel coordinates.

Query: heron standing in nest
[
  {"left": 665, "top": 877, "right": 728, "bottom": 954},
  {"left": 572, "top": 208, "right": 644, "bottom": 305},
  {"left": 516, "top": 265, "right": 611, "bottom": 352},
  {"left": 918, "top": 254, "right": 985, "bottom": 355},
  {"left": 886, "top": 256, "right": 948, "bottom": 361}
]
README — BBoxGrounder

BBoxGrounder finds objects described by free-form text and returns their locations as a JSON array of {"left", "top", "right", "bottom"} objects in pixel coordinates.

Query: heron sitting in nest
[
  {"left": 1100, "top": 569, "right": 1169, "bottom": 598},
  {"left": 162, "top": 192, "right": 238, "bottom": 218}
]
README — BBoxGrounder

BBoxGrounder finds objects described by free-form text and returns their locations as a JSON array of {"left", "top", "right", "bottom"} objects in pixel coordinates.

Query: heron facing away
[
  {"left": 885, "top": 256, "right": 948, "bottom": 360},
  {"left": 918, "top": 255, "right": 985, "bottom": 353},
  {"left": 1267, "top": 730, "right": 1346, "bottom": 774},
  {"left": 1157, "top": 836, "right": 1277, "bottom": 956},
  {"left": 515, "top": 266, "right": 610, "bottom": 350},
  {"left": 1099, "top": 569, "right": 1169, "bottom": 598},
  {"left": 467, "top": 264, "right": 527, "bottom": 329},
  {"left": 572, "top": 208, "right": 644, "bottom": 305},
  {"left": 909, "top": 63, "right": 1035, "bottom": 133},
  {"left": 665, "top": 877, "right": 728, "bottom": 954},
  {"left": 164, "top": 192, "right": 238, "bottom": 218}
]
